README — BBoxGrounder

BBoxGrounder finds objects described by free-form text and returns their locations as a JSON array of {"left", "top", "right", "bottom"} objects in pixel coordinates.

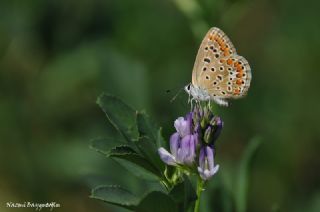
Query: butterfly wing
[{"left": 191, "top": 27, "right": 251, "bottom": 99}]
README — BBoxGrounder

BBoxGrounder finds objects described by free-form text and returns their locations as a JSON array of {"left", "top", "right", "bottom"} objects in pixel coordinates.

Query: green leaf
[
  {"left": 235, "top": 137, "right": 262, "bottom": 212},
  {"left": 91, "top": 137, "right": 161, "bottom": 181},
  {"left": 110, "top": 147, "right": 161, "bottom": 181},
  {"left": 97, "top": 93, "right": 138, "bottom": 142},
  {"left": 90, "top": 137, "right": 131, "bottom": 156},
  {"left": 137, "top": 191, "right": 178, "bottom": 212},
  {"left": 169, "top": 177, "right": 197, "bottom": 211},
  {"left": 136, "top": 112, "right": 165, "bottom": 148},
  {"left": 90, "top": 185, "right": 139, "bottom": 210},
  {"left": 135, "top": 136, "right": 165, "bottom": 177},
  {"left": 114, "top": 158, "right": 159, "bottom": 181}
]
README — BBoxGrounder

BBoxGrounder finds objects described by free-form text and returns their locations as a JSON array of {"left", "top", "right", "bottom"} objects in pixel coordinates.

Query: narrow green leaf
[
  {"left": 97, "top": 93, "right": 138, "bottom": 142},
  {"left": 169, "top": 177, "right": 197, "bottom": 211},
  {"left": 235, "top": 137, "right": 262, "bottom": 212},
  {"left": 137, "top": 191, "right": 178, "bottom": 212},
  {"left": 90, "top": 185, "right": 139, "bottom": 210}
]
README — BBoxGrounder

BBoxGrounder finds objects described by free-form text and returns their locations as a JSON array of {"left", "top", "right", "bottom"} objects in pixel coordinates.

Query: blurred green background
[{"left": 1, "top": 0, "right": 319, "bottom": 211}]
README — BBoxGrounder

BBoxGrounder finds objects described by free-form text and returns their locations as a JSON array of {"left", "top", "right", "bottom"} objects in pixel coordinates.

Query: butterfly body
[{"left": 186, "top": 27, "right": 252, "bottom": 106}]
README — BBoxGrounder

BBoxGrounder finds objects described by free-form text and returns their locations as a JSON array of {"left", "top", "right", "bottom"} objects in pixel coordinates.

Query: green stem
[{"left": 194, "top": 177, "right": 204, "bottom": 212}]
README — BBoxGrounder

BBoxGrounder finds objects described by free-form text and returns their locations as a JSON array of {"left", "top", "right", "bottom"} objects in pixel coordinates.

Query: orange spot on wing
[
  {"left": 236, "top": 65, "right": 243, "bottom": 72},
  {"left": 234, "top": 89, "right": 240, "bottom": 95},
  {"left": 224, "top": 51, "right": 230, "bottom": 56},
  {"left": 236, "top": 79, "right": 243, "bottom": 85},
  {"left": 227, "top": 59, "right": 233, "bottom": 65},
  {"left": 236, "top": 73, "right": 243, "bottom": 78}
]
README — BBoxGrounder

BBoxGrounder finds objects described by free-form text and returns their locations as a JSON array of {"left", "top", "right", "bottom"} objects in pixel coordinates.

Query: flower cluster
[{"left": 158, "top": 105, "right": 223, "bottom": 181}]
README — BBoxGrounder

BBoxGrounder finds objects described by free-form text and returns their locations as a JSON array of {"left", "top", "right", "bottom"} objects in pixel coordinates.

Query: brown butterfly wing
[{"left": 191, "top": 27, "right": 251, "bottom": 99}]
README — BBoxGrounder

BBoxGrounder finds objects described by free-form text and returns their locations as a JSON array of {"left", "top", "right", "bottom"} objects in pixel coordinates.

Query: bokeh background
[{"left": 1, "top": 0, "right": 319, "bottom": 211}]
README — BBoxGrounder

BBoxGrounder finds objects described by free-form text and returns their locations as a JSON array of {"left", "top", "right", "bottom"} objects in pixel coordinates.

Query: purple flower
[
  {"left": 158, "top": 105, "right": 222, "bottom": 181},
  {"left": 158, "top": 133, "right": 197, "bottom": 166},
  {"left": 197, "top": 146, "right": 219, "bottom": 180}
]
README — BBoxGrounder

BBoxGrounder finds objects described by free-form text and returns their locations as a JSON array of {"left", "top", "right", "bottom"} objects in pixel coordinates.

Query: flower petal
[
  {"left": 170, "top": 132, "right": 180, "bottom": 158},
  {"left": 206, "top": 146, "right": 214, "bottom": 171},
  {"left": 174, "top": 116, "right": 191, "bottom": 137},
  {"left": 158, "top": 148, "right": 177, "bottom": 166},
  {"left": 199, "top": 147, "right": 205, "bottom": 169},
  {"left": 211, "top": 164, "right": 220, "bottom": 176},
  {"left": 176, "top": 137, "right": 188, "bottom": 163}
]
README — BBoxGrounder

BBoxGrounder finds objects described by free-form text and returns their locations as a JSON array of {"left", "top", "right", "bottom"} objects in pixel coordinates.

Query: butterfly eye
[{"left": 187, "top": 85, "right": 191, "bottom": 90}]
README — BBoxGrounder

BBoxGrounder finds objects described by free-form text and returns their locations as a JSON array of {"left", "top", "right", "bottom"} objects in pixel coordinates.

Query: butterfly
[{"left": 185, "top": 27, "right": 252, "bottom": 106}]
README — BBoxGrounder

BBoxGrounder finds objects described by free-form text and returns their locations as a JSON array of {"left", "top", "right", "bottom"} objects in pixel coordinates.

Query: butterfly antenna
[{"left": 170, "top": 87, "right": 184, "bottom": 103}]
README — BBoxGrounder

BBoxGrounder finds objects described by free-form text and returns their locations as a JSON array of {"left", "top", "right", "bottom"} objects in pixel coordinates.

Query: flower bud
[
  {"left": 203, "top": 126, "right": 212, "bottom": 144},
  {"left": 210, "top": 116, "right": 223, "bottom": 144}
]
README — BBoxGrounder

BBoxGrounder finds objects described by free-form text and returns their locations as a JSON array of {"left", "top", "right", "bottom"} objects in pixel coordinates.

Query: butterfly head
[
  {"left": 185, "top": 83, "right": 229, "bottom": 106},
  {"left": 184, "top": 83, "right": 191, "bottom": 95},
  {"left": 185, "top": 83, "right": 211, "bottom": 101}
]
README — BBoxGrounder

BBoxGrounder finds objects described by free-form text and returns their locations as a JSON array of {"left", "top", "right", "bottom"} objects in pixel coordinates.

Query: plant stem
[{"left": 194, "top": 177, "right": 204, "bottom": 212}]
